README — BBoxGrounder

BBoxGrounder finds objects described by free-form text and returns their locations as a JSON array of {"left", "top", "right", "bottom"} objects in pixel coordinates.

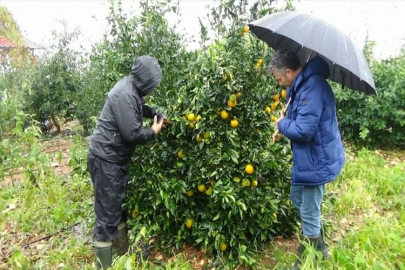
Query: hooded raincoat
[{"left": 88, "top": 55, "right": 162, "bottom": 241}]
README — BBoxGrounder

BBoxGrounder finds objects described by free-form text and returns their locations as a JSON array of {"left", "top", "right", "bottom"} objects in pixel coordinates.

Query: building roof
[
  {"left": 24, "top": 38, "right": 42, "bottom": 49},
  {"left": 0, "top": 37, "right": 17, "bottom": 48},
  {"left": 0, "top": 36, "right": 42, "bottom": 49}
]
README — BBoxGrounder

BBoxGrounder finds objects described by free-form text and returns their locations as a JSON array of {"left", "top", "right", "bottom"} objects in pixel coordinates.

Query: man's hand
[
  {"left": 151, "top": 115, "right": 165, "bottom": 135},
  {"left": 272, "top": 129, "right": 283, "bottom": 143}
]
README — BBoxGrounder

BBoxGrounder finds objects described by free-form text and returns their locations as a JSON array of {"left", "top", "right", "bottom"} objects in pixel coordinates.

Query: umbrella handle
[{"left": 283, "top": 97, "right": 292, "bottom": 115}]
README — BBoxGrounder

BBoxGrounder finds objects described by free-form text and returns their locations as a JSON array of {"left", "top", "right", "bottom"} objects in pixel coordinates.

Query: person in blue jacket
[{"left": 269, "top": 49, "right": 345, "bottom": 268}]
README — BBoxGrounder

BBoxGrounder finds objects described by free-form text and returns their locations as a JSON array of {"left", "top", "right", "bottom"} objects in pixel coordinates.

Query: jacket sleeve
[
  {"left": 111, "top": 93, "right": 156, "bottom": 144},
  {"left": 277, "top": 83, "right": 323, "bottom": 142},
  {"left": 143, "top": 104, "right": 157, "bottom": 119}
]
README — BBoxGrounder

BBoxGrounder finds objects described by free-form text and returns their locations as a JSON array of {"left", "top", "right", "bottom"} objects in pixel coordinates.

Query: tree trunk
[{"left": 51, "top": 113, "right": 61, "bottom": 133}]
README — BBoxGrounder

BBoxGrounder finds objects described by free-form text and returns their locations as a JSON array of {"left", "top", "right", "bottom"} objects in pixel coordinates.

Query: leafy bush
[
  {"left": 100, "top": 1, "right": 299, "bottom": 267},
  {"left": 74, "top": 0, "right": 191, "bottom": 134},
  {"left": 24, "top": 26, "right": 81, "bottom": 132},
  {"left": 335, "top": 48, "right": 405, "bottom": 148}
]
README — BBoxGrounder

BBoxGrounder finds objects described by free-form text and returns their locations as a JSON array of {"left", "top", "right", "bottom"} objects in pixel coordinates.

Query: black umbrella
[{"left": 249, "top": 11, "right": 376, "bottom": 95}]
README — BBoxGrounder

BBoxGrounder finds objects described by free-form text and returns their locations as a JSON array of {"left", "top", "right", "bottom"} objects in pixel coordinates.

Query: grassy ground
[{"left": 1, "top": 129, "right": 404, "bottom": 269}]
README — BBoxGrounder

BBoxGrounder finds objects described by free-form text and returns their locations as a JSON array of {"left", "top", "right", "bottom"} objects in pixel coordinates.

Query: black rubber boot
[
  {"left": 113, "top": 223, "right": 129, "bottom": 256},
  {"left": 95, "top": 244, "right": 112, "bottom": 269},
  {"left": 292, "top": 232, "right": 329, "bottom": 270},
  {"left": 292, "top": 236, "right": 305, "bottom": 270}
]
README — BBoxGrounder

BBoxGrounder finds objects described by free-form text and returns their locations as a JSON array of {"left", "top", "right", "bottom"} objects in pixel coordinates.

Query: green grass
[
  {"left": 1, "top": 130, "right": 404, "bottom": 269},
  {"left": 262, "top": 149, "right": 405, "bottom": 269}
]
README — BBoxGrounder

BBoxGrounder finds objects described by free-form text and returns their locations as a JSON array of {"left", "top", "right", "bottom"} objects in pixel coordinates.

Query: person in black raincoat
[{"left": 87, "top": 55, "right": 167, "bottom": 269}]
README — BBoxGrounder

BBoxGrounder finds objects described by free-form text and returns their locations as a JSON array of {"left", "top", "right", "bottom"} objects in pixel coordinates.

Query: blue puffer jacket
[{"left": 278, "top": 56, "right": 345, "bottom": 186}]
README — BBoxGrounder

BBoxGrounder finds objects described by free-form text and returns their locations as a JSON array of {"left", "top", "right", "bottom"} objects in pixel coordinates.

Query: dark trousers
[{"left": 87, "top": 151, "right": 130, "bottom": 242}]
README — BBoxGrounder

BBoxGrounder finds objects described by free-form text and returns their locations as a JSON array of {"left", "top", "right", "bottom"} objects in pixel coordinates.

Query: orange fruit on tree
[
  {"left": 228, "top": 100, "right": 237, "bottom": 108},
  {"left": 220, "top": 110, "right": 229, "bottom": 120},
  {"left": 243, "top": 25, "right": 249, "bottom": 33},
  {"left": 185, "top": 218, "right": 193, "bottom": 229},
  {"left": 245, "top": 164, "right": 254, "bottom": 174},
  {"left": 230, "top": 119, "right": 239, "bottom": 128},
  {"left": 271, "top": 116, "right": 277, "bottom": 122},
  {"left": 195, "top": 115, "right": 202, "bottom": 122},
  {"left": 131, "top": 209, "right": 137, "bottom": 219},
  {"left": 265, "top": 106, "right": 271, "bottom": 114},
  {"left": 203, "top": 132, "right": 211, "bottom": 140},
  {"left": 281, "top": 89, "right": 287, "bottom": 99},
  {"left": 273, "top": 94, "right": 280, "bottom": 102},
  {"left": 220, "top": 242, "right": 228, "bottom": 251},
  {"left": 198, "top": 184, "right": 206, "bottom": 192},
  {"left": 251, "top": 179, "right": 258, "bottom": 187},
  {"left": 242, "top": 178, "right": 250, "bottom": 187},
  {"left": 187, "top": 113, "right": 195, "bottom": 122},
  {"left": 236, "top": 92, "right": 242, "bottom": 99},
  {"left": 177, "top": 150, "right": 183, "bottom": 159},
  {"left": 187, "top": 190, "right": 194, "bottom": 197},
  {"left": 196, "top": 134, "right": 202, "bottom": 143}
]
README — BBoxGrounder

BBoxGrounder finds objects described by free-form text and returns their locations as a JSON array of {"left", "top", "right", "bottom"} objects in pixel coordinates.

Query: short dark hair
[{"left": 269, "top": 49, "right": 301, "bottom": 75}]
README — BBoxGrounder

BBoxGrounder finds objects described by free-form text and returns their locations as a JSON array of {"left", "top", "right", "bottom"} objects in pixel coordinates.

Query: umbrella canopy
[{"left": 249, "top": 11, "right": 376, "bottom": 95}]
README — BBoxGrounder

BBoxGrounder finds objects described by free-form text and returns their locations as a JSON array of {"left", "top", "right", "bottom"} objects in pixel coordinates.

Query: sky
[{"left": 1, "top": 0, "right": 405, "bottom": 60}]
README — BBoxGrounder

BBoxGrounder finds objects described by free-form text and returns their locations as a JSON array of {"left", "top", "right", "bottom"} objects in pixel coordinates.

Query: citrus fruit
[
  {"left": 230, "top": 119, "right": 238, "bottom": 128},
  {"left": 228, "top": 100, "right": 237, "bottom": 108},
  {"left": 251, "top": 179, "right": 258, "bottom": 187},
  {"left": 221, "top": 110, "right": 229, "bottom": 120},
  {"left": 185, "top": 218, "right": 193, "bottom": 229},
  {"left": 198, "top": 184, "right": 206, "bottom": 192},
  {"left": 220, "top": 243, "right": 227, "bottom": 251},
  {"left": 281, "top": 89, "right": 287, "bottom": 99},
  {"left": 187, "top": 113, "right": 195, "bottom": 121},
  {"left": 245, "top": 164, "right": 254, "bottom": 174}
]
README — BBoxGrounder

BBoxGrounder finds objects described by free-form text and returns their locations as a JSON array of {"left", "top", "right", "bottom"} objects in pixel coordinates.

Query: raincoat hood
[
  {"left": 290, "top": 56, "right": 330, "bottom": 93},
  {"left": 130, "top": 55, "right": 162, "bottom": 96},
  {"left": 302, "top": 56, "right": 330, "bottom": 80}
]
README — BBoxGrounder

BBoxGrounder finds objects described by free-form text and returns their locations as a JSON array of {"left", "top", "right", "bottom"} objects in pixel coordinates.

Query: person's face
[{"left": 272, "top": 69, "right": 295, "bottom": 87}]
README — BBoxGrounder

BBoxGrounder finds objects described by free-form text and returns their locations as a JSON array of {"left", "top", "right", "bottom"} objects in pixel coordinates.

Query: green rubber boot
[
  {"left": 113, "top": 223, "right": 130, "bottom": 256},
  {"left": 95, "top": 241, "right": 112, "bottom": 269}
]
